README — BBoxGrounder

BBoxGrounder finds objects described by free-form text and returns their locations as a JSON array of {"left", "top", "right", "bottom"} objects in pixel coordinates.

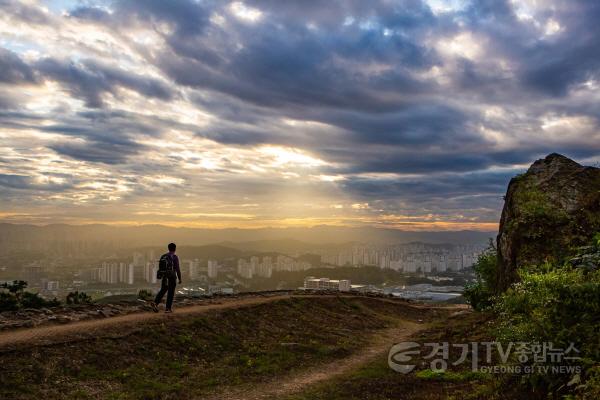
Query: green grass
[
  {"left": 282, "top": 357, "right": 484, "bottom": 400},
  {"left": 415, "top": 369, "right": 491, "bottom": 382},
  {"left": 0, "top": 296, "right": 421, "bottom": 400},
  {"left": 282, "top": 312, "right": 526, "bottom": 400}
]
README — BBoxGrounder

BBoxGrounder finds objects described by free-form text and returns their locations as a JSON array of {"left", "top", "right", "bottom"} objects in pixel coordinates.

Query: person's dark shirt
[{"left": 167, "top": 251, "right": 181, "bottom": 281}]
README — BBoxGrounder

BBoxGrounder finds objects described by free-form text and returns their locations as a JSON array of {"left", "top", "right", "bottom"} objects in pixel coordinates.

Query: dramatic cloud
[
  {"left": 0, "top": 48, "right": 37, "bottom": 83},
  {"left": 35, "top": 58, "right": 174, "bottom": 108},
  {"left": 0, "top": 0, "right": 599, "bottom": 230}
]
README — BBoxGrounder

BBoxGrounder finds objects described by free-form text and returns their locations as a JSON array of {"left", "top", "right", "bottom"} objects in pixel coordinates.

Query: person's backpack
[{"left": 156, "top": 253, "right": 174, "bottom": 279}]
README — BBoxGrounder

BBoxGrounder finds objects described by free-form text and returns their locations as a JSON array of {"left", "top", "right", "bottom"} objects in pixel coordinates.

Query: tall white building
[
  {"left": 189, "top": 259, "right": 201, "bottom": 280},
  {"left": 118, "top": 263, "right": 128, "bottom": 283},
  {"left": 148, "top": 250, "right": 155, "bottom": 264},
  {"left": 237, "top": 259, "right": 253, "bottom": 279},
  {"left": 256, "top": 263, "right": 272, "bottom": 278},
  {"left": 144, "top": 261, "right": 157, "bottom": 284},
  {"left": 379, "top": 254, "right": 390, "bottom": 269},
  {"left": 207, "top": 260, "right": 218, "bottom": 279},
  {"left": 447, "top": 255, "right": 461, "bottom": 271},
  {"left": 250, "top": 256, "right": 259, "bottom": 273},
  {"left": 133, "top": 252, "right": 145, "bottom": 267},
  {"left": 126, "top": 263, "right": 134, "bottom": 284}
]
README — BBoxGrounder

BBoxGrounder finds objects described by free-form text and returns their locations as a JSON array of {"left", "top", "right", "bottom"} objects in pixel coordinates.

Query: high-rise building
[
  {"left": 144, "top": 261, "right": 157, "bottom": 284},
  {"left": 89, "top": 267, "right": 102, "bottom": 282},
  {"left": 118, "top": 263, "right": 134, "bottom": 284},
  {"left": 23, "top": 265, "right": 43, "bottom": 285},
  {"left": 108, "top": 263, "right": 119, "bottom": 284},
  {"left": 379, "top": 254, "right": 390, "bottom": 269},
  {"left": 237, "top": 259, "right": 253, "bottom": 279},
  {"left": 462, "top": 253, "right": 476, "bottom": 269},
  {"left": 256, "top": 262, "right": 272, "bottom": 278},
  {"left": 433, "top": 254, "right": 447, "bottom": 272},
  {"left": 189, "top": 259, "right": 201, "bottom": 280},
  {"left": 119, "top": 263, "right": 127, "bottom": 283},
  {"left": 133, "top": 252, "right": 145, "bottom": 267},
  {"left": 263, "top": 256, "right": 272, "bottom": 269},
  {"left": 148, "top": 250, "right": 156, "bottom": 264},
  {"left": 250, "top": 256, "right": 259, "bottom": 274},
  {"left": 447, "top": 255, "right": 461, "bottom": 271},
  {"left": 207, "top": 260, "right": 218, "bottom": 279}
]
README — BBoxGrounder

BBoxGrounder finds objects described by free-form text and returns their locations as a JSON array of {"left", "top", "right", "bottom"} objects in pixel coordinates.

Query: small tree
[
  {"left": 0, "top": 292, "right": 19, "bottom": 311},
  {"left": 463, "top": 239, "right": 498, "bottom": 311},
  {"left": 0, "top": 280, "right": 60, "bottom": 310},
  {"left": 1, "top": 280, "right": 27, "bottom": 301},
  {"left": 66, "top": 291, "right": 93, "bottom": 305},
  {"left": 22, "top": 291, "right": 60, "bottom": 308},
  {"left": 138, "top": 289, "right": 153, "bottom": 301},
  {"left": 0, "top": 280, "right": 27, "bottom": 311}
]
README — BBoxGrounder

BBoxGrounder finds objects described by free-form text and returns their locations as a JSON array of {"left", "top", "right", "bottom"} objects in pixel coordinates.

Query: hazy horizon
[
  {"left": 0, "top": 220, "right": 498, "bottom": 232},
  {"left": 0, "top": 222, "right": 495, "bottom": 248}
]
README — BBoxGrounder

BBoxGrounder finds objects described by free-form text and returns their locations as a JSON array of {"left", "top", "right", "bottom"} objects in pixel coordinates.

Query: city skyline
[
  {"left": 1, "top": 1, "right": 600, "bottom": 231},
  {"left": 12, "top": 241, "right": 479, "bottom": 295}
]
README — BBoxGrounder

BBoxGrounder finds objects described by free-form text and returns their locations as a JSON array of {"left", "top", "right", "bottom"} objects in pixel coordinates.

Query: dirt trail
[
  {"left": 202, "top": 320, "right": 423, "bottom": 400},
  {"left": 0, "top": 294, "right": 463, "bottom": 398},
  {"left": 0, "top": 295, "right": 290, "bottom": 350},
  {"left": 0, "top": 295, "right": 464, "bottom": 351}
]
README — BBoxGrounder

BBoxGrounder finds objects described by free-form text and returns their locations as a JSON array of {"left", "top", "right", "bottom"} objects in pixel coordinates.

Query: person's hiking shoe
[
  {"left": 165, "top": 309, "right": 173, "bottom": 313},
  {"left": 150, "top": 301, "right": 158, "bottom": 313}
]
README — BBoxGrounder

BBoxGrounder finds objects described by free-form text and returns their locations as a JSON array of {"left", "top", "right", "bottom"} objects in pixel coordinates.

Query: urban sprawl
[{"left": 7, "top": 242, "right": 485, "bottom": 300}]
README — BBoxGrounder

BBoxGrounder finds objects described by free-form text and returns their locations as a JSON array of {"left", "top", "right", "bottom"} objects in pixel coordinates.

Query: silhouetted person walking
[{"left": 151, "top": 243, "right": 181, "bottom": 313}]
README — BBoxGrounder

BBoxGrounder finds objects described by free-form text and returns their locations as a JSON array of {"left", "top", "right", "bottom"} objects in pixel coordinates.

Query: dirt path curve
[
  {"left": 202, "top": 320, "right": 423, "bottom": 400},
  {"left": 0, "top": 294, "right": 291, "bottom": 350},
  {"left": 0, "top": 295, "right": 465, "bottom": 352}
]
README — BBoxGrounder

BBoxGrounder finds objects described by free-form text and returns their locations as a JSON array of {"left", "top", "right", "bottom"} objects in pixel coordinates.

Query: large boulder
[{"left": 495, "top": 153, "right": 600, "bottom": 292}]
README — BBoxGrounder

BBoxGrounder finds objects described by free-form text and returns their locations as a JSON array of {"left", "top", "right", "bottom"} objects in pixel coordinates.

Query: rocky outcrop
[{"left": 495, "top": 153, "right": 600, "bottom": 292}]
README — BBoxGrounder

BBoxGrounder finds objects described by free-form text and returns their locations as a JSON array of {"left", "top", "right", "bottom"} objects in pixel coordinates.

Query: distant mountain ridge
[
  {"left": 0, "top": 223, "right": 494, "bottom": 247},
  {"left": 217, "top": 239, "right": 477, "bottom": 254}
]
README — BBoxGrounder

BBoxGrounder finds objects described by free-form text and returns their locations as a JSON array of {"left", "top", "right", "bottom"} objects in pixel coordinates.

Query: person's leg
[
  {"left": 165, "top": 272, "right": 177, "bottom": 311},
  {"left": 154, "top": 276, "right": 168, "bottom": 304}
]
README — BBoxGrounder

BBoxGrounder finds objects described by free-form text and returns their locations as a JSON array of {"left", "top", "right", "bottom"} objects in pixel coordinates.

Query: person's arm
[{"left": 175, "top": 255, "right": 182, "bottom": 282}]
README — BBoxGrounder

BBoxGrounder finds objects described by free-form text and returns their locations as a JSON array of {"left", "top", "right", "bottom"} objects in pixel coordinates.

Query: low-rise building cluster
[{"left": 303, "top": 276, "right": 351, "bottom": 292}]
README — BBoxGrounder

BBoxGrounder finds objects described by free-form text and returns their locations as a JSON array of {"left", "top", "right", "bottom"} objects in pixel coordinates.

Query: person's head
[{"left": 168, "top": 243, "right": 176, "bottom": 253}]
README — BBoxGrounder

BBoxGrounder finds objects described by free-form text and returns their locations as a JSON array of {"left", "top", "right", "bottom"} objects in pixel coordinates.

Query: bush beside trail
[
  {"left": 0, "top": 280, "right": 60, "bottom": 311},
  {"left": 465, "top": 233, "right": 600, "bottom": 399}
]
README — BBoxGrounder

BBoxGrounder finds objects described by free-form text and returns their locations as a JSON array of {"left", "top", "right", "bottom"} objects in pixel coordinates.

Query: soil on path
[
  {"left": 0, "top": 294, "right": 291, "bottom": 350},
  {"left": 202, "top": 321, "right": 424, "bottom": 400}
]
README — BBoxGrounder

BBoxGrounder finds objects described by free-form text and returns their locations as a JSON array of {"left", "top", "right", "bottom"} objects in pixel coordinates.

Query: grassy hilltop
[{"left": 1, "top": 296, "right": 440, "bottom": 400}]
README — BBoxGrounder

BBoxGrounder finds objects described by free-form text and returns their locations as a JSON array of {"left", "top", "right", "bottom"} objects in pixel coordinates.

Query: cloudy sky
[{"left": 1, "top": 0, "right": 599, "bottom": 230}]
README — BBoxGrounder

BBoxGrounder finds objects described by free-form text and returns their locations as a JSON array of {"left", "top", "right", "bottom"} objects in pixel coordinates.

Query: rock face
[{"left": 495, "top": 153, "right": 600, "bottom": 292}]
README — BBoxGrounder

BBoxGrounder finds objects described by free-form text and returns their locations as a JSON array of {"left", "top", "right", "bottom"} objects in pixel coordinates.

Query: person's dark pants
[{"left": 154, "top": 271, "right": 177, "bottom": 310}]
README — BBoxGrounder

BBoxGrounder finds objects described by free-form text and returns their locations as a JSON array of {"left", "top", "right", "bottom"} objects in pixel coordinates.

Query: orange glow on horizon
[{"left": 0, "top": 216, "right": 499, "bottom": 232}]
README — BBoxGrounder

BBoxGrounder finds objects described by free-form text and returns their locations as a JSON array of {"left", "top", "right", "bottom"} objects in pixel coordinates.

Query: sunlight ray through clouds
[{"left": 0, "top": 0, "right": 598, "bottom": 231}]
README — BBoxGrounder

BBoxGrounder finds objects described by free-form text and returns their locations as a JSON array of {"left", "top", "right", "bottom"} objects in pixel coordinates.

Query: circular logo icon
[{"left": 388, "top": 342, "right": 421, "bottom": 374}]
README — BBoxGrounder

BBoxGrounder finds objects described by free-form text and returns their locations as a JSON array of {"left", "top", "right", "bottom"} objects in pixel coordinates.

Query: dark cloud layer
[
  {"left": 0, "top": 48, "right": 37, "bottom": 83},
  {"left": 35, "top": 58, "right": 174, "bottom": 108},
  {"left": 0, "top": 0, "right": 599, "bottom": 227}
]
